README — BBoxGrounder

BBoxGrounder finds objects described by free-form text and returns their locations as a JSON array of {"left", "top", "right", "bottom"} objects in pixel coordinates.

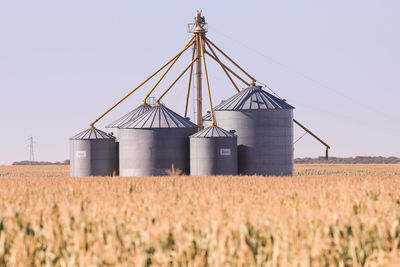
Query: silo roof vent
[
  {"left": 70, "top": 128, "right": 115, "bottom": 140},
  {"left": 119, "top": 104, "right": 198, "bottom": 129},
  {"left": 106, "top": 104, "right": 152, "bottom": 128},
  {"left": 190, "top": 126, "right": 236, "bottom": 138},
  {"left": 214, "top": 85, "right": 294, "bottom": 110}
]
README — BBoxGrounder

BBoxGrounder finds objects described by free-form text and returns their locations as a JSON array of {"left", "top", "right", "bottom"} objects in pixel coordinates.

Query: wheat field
[{"left": 0, "top": 164, "right": 400, "bottom": 266}]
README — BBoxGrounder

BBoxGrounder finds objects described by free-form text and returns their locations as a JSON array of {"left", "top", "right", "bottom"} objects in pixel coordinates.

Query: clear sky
[{"left": 1, "top": 1, "right": 399, "bottom": 165}]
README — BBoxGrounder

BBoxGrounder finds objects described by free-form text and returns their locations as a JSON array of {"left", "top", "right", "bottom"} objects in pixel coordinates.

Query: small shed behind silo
[{"left": 70, "top": 128, "right": 117, "bottom": 177}]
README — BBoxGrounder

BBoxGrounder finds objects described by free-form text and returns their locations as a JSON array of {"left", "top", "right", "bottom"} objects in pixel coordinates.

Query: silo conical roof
[
  {"left": 70, "top": 128, "right": 115, "bottom": 140},
  {"left": 106, "top": 104, "right": 152, "bottom": 128},
  {"left": 202, "top": 111, "right": 212, "bottom": 121},
  {"left": 215, "top": 85, "right": 294, "bottom": 110},
  {"left": 119, "top": 104, "right": 197, "bottom": 129},
  {"left": 190, "top": 126, "right": 235, "bottom": 138}
]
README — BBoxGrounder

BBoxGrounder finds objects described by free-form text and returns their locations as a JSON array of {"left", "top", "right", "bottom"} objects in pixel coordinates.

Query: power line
[{"left": 208, "top": 26, "right": 398, "bottom": 124}]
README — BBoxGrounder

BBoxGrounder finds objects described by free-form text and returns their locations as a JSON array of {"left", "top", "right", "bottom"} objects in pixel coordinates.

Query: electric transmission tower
[{"left": 26, "top": 136, "right": 36, "bottom": 164}]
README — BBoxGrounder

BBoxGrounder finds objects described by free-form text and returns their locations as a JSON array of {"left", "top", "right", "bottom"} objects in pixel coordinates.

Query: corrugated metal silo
[
  {"left": 214, "top": 85, "right": 295, "bottom": 176},
  {"left": 119, "top": 104, "right": 197, "bottom": 176},
  {"left": 105, "top": 104, "right": 152, "bottom": 141},
  {"left": 202, "top": 111, "right": 212, "bottom": 128},
  {"left": 190, "top": 126, "right": 237, "bottom": 175},
  {"left": 105, "top": 104, "right": 152, "bottom": 175},
  {"left": 69, "top": 128, "right": 117, "bottom": 177}
]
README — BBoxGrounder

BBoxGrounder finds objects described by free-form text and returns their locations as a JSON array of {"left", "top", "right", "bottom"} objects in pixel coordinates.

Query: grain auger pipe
[
  {"left": 199, "top": 36, "right": 216, "bottom": 127},
  {"left": 156, "top": 54, "right": 199, "bottom": 105},
  {"left": 293, "top": 119, "right": 331, "bottom": 159},
  {"left": 142, "top": 37, "right": 195, "bottom": 105},
  {"left": 204, "top": 39, "right": 240, "bottom": 93},
  {"left": 89, "top": 36, "right": 195, "bottom": 128},
  {"left": 203, "top": 50, "right": 250, "bottom": 87},
  {"left": 204, "top": 37, "right": 256, "bottom": 84}
]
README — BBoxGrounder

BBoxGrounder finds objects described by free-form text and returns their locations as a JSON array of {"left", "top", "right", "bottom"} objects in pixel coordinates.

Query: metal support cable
[
  {"left": 210, "top": 26, "right": 399, "bottom": 126},
  {"left": 89, "top": 36, "right": 195, "bottom": 127},
  {"left": 206, "top": 27, "right": 331, "bottom": 158},
  {"left": 257, "top": 81, "right": 331, "bottom": 156},
  {"left": 293, "top": 119, "right": 330, "bottom": 149},
  {"left": 257, "top": 81, "right": 283, "bottom": 100},
  {"left": 294, "top": 131, "right": 308, "bottom": 144}
]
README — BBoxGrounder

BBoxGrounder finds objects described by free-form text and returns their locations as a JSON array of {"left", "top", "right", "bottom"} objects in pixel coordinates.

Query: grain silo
[
  {"left": 202, "top": 111, "right": 212, "bottom": 128},
  {"left": 190, "top": 126, "right": 237, "bottom": 175},
  {"left": 118, "top": 104, "right": 197, "bottom": 176},
  {"left": 72, "top": 11, "right": 330, "bottom": 177},
  {"left": 105, "top": 104, "right": 152, "bottom": 141},
  {"left": 214, "top": 84, "right": 295, "bottom": 176},
  {"left": 70, "top": 128, "right": 117, "bottom": 177},
  {"left": 104, "top": 104, "right": 152, "bottom": 176}
]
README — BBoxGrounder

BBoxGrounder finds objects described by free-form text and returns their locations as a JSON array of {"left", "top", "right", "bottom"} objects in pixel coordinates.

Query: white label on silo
[
  {"left": 220, "top": 148, "right": 231, "bottom": 156},
  {"left": 76, "top": 151, "right": 86, "bottom": 158}
]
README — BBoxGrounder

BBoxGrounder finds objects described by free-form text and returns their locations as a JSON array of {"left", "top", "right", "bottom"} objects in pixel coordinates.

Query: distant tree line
[
  {"left": 295, "top": 156, "right": 400, "bottom": 164},
  {"left": 10, "top": 157, "right": 400, "bottom": 165},
  {"left": 12, "top": 160, "right": 70, "bottom": 165}
]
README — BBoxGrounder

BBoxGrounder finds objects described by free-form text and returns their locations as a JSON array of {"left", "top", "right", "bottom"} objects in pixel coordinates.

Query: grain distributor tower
[{"left": 70, "top": 11, "right": 330, "bottom": 177}]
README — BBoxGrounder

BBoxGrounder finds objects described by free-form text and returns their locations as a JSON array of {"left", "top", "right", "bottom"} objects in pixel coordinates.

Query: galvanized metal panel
[
  {"left": 120, "top": 104, "right": 197, "bottom": 129},
  {"left": 214, "top": 109, "right": 294, "bottom": 176},
  {"left": 119, "top": 128, "right": 196, "bottom": 176},
  {"left": 106, "top": 104, "right": 152, "bottom": 128},
  {"left": 190, "top": 126, "right": 237, "bottom": 176},
  {"left": 105, "top": 104, "right": 152, "bottom": 140},
  {"left": 191, "top": 126, "right": 234, "bottom": 138},
  {"left": 71, "top": 128, "right": 115, "bottom": 140},
  {"left": 70, "top": 128, "right": 117, "bottom": 177},
  {"left": 215, "top": 85, "right": 294, "bottom": 111},
  {"left": 118, "top": 104, "right": 197, "bottom": 176}
]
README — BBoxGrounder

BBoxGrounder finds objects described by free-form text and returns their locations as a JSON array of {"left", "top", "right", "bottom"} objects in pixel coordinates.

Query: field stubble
[{"left": 0, "top": 164, "right": 399, "bottom": 266}]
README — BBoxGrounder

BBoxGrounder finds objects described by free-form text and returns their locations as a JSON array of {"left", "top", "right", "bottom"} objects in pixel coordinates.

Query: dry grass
[{"left": 0, "top": 164, "right": 400, "bottom": 266}]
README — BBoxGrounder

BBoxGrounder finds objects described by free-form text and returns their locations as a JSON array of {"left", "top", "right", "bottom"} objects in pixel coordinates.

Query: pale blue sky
[{"left": 1, "top": 1, "right": 399, "bottom": 164}]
